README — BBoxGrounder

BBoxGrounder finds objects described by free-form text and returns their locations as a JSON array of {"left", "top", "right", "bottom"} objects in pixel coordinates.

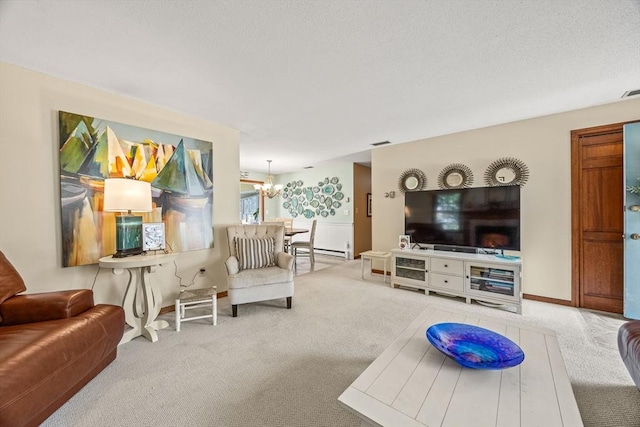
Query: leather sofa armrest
[
  {"left": 277, "top": 252, "right": 294, "bottom": 271},
  {"left": 225, "top": 256, "right": 240, "bottom": 275},
  {"left": 0, "top": 289, "right": 94, "bottom": 326}
]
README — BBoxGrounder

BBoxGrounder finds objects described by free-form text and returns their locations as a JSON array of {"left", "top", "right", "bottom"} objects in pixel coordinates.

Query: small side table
[
  {"left": 175, "top": 286, "right": 217, "bottom": 331},
  {"left": 360, "top": 251, "right": 391, "bottom": 285},
  {"left": 99, "top": 252, "right": 178, "bottom": 344}
]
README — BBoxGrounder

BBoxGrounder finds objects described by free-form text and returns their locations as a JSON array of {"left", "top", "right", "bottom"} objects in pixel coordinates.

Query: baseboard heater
[{"left": 314, "top": 248, "right": 345, "bottom": 256}]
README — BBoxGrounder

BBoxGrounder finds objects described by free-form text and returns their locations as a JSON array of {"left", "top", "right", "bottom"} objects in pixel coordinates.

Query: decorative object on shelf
[
  {"left": 399, "top": 234, "right": 410, "bottom": 250},
  {"left": 437, "top": 163, "right": 474, "bottom": 189},
  {"left": 142, "top": 222, "right": 166, "bottom": 252},
  {"left": 254, "top": 160, "right": 284, "bottom": 198},
  {"left": 398, "top": 168, "right": 427, "bottom": 193},
  {"left": 367, "top": 193, "right": 372, "bottom": 217},
  {"left": 484, "top": 157, "right": 530, "bottom": 187},
  {"left": 282, "top": 176, "right": 344, "bottom": 217},
  {"left": 426, "top": 323, "right": 525, "bottom": 369}
]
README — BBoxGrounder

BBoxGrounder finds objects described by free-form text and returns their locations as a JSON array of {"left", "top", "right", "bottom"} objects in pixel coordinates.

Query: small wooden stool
[{"left": 175, "top": 286, "right": 217, "bottom": 332}]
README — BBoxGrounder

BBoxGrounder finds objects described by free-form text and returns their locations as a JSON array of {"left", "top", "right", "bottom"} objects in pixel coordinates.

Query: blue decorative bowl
[{"left": 426, "top": 323, "right": 525, "bottom": 369}]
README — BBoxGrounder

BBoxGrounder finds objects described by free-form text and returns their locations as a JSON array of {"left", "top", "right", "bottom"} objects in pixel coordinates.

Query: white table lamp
[{"left": 103, "top": 178, "right": 152, "bottom": 258}]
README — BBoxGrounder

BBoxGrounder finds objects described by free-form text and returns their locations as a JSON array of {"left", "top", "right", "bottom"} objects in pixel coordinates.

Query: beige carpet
[{"left": 42, "top": 259, "right": 639, "bottom": 427}]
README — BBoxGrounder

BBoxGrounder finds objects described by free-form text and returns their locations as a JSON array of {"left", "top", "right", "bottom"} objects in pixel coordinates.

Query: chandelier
[{"left": 254, "top": 160, "right": 283, "bottom": 199}]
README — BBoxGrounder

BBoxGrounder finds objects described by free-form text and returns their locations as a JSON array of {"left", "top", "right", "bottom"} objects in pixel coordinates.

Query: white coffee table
[
  {"left": 360, "top": 251, "right": 391, "bottom": 284},
  {"left": 338, "top": 303, "right": 583, "bottom": 427}
]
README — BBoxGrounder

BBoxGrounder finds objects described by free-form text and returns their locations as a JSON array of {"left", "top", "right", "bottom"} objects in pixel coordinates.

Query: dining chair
[
  {"left": 291, "top": 219, "right": 317, "bottom": 269},
  {"left": 275, "top": 217, "right": 294, "bottom": 252}
]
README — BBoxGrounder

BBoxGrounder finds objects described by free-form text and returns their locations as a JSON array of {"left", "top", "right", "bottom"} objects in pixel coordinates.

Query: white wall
[
  {"left": 269, "top": 162, "right": 355, "bottom": 256},
  {"left": 0, "top": 62, "right": 240, "bottom": 307},
  {"left": 372, "top": 98, "right": 640, "bottom": 301}
]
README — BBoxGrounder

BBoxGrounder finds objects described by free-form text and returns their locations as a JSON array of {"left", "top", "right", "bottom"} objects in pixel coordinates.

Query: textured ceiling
[{"left": 1, "top": 0, "right": 639, "bottom": 174}]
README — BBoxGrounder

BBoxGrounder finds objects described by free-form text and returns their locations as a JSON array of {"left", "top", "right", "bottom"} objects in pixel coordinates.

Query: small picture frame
[
  {"left": 367, "top": 193, "right": 372, "bottom": 217},
  {"left": 399, "top": 234, "right": 411, "bottom": 250},
  {"left": 142, "top": 222, "right": 166, "bottom": 252}
]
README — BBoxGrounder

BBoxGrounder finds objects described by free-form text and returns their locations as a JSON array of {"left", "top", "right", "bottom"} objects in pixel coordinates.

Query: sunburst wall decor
[
  {"left": 437, "top": 163, "right": 474, "bottom": 189},
  {"left": 484, "top": 157, "right": 530, "bottom": 187}
]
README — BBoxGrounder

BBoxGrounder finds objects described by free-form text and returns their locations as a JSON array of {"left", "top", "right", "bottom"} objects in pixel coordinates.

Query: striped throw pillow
[{"left": 235, "top": 237, "right": 276, "bottom": 270}]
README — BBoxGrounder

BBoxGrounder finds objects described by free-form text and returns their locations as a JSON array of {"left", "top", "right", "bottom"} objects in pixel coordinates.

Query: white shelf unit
[{"left": 391, "top": 249, "right": 522, "bottom": 314}]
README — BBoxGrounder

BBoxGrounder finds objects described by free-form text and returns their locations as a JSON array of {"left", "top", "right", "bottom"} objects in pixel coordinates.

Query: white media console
[{"left": 391, "top": 248, "right": 523, "bottom": 314}]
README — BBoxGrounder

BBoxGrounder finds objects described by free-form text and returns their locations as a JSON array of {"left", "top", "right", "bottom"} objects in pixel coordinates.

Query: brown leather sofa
[
  {"left": 618, "top": 319, "right": 640, "bottom": 390},
  {"left": 0, "top": 251, "right": 125, "bottom": 427}
]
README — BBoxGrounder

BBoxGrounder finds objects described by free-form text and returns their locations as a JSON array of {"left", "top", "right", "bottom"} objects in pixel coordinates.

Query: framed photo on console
[
  {"left": 399, "top": 234, "right": 411, "bottom": 250},
  {"left": 142, "top": 223, "right": 166, "bottom": 252}
]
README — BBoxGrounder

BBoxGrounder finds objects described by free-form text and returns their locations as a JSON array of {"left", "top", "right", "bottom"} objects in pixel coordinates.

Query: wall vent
[
  {"left": 622, "top": 89, "right": 640, "bottom": 98},
  {"left": 371, "top": 140, "right": 391, "bottom": 146}
]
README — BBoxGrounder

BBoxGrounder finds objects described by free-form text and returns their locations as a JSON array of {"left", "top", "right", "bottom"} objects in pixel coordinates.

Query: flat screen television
[{"left": 404, "top": 186, "right": 521, "bottom": 251}]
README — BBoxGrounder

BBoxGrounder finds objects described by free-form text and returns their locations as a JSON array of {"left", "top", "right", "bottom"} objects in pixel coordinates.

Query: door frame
[{"left": 571, "top": 121, "right": 632, "bottom": 308}]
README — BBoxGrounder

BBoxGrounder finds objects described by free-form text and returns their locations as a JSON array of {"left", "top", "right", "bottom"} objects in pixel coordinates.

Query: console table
[
  {"left": 99, "top": 252, "right": 178, "bottom": 344},
  {"left": 338, "top": 303, "right": 583, "bottom": 426},
  {"left": 392, "top": 249, "right": 523, "bottom": 314}
]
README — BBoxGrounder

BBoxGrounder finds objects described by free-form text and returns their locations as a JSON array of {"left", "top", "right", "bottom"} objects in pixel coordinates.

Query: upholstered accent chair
[{"left": 225, "top": 225, "right": 295, "bottom": 317}]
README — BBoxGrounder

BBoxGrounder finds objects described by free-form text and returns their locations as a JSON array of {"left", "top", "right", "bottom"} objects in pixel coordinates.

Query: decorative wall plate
[
  {"left": 438, "top": 163, "right": 474, "bottom": 189},
  {"left": 398, "top": 168, "right": 427, "bottom": 193},
  {"left": 484, "top": 157, "right": 529, "bottom": 187}
]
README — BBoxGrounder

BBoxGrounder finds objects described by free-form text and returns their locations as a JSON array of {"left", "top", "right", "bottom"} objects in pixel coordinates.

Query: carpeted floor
[{"left": 42, "top": 258, "right": 639, "bottom": 427}]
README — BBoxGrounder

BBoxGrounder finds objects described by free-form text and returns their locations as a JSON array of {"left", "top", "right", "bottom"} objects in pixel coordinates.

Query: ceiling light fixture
[{"left": 254, "top": 160, "right": 283, "bottom": 199}]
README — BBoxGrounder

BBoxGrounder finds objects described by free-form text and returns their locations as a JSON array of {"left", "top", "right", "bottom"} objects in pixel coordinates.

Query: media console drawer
[
  {"left": 430, "top": 258, "right": 464, "bottom": 275},
  {"left": 430, "top": 273, "right": 464, "bottom": 292}
]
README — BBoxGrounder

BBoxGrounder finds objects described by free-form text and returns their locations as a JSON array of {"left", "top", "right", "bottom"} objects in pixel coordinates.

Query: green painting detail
[
  {"left": 58, "top": 111, "right": 214, "bottom": 267},
  {"left": 281, "top": 176, "right": 343, "bottom": 218}
]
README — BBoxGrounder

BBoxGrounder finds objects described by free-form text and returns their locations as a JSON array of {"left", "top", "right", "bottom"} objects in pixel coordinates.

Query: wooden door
[{"left": 571, "top": 123, "right": 624, "bottom": 313}]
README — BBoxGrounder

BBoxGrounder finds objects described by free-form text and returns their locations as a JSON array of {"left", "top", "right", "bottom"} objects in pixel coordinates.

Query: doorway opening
[{"left": 240, "top": 180, "right": 263, "bottom": 224}]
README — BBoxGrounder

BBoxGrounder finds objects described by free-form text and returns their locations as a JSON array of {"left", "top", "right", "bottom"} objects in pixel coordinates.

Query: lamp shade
[{"left": 103, "top": 178, "right": 152, "bottom": 212}]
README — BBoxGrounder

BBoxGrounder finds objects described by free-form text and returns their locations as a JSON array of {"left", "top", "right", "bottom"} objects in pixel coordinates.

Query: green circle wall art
[{"left": 281, "top": 176, "right": 345, "bottom": 218}]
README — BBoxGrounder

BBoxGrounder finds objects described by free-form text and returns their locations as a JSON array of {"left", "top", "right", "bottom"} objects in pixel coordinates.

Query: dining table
[{"left": 284, "top": 227, "right": 308, "bottom": 237}]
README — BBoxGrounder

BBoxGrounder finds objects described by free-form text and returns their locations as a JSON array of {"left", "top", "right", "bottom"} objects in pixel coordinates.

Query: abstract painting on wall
[{"left": 59, "top": 111, "right": 214, "bottom": 267}]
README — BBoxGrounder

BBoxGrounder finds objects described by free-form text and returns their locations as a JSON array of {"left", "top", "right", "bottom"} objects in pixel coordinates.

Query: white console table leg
[
  {"left": 100, "top": 253, "right": 178, "bottom": 344},
  {"left": 116, "top": 268, "right": 142, "bottom": 345},
  {"left": 141, "top": 265, "right": 169, "bottom": 342}
]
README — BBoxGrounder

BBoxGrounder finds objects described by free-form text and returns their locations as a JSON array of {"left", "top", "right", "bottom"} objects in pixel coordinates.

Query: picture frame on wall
[{"left": 367, "top": 193, "right": 372, "bottom": 217}]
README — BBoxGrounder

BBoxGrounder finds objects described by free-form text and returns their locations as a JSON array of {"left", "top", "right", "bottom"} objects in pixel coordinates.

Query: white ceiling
[{"left": 1, "top": 0, "right": 639, "bottom": 174}]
